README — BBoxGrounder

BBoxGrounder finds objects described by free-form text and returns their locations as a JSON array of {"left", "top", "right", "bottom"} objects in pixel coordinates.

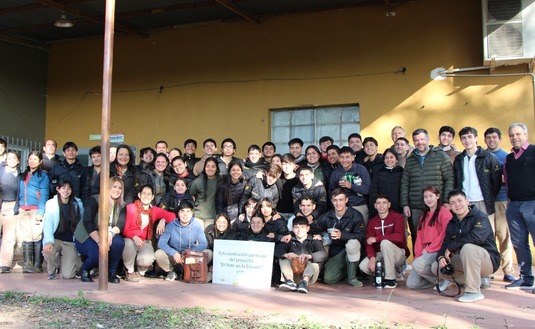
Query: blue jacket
[
  {"left": 158, "top": 218, "right": 208, "bottom": 257},
  {"left": 19, "top": 170, "right": 49, "bottom": 216},
  {"left": 42, "top": 195, "right": 84, "bottom": 246}
]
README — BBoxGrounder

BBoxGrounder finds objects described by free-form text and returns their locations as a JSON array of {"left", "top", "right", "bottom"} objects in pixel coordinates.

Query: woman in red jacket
[
  {"left": 122, "top": 184, "right": 175, "bottom": 282},
  {"left": 406, "top": 186, "right": 452, "bottom": 289}
]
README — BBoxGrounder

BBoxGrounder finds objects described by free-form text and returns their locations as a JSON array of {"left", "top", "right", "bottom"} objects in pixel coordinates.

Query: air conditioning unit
[{"left": 482, "top": 0, "right": 535, "bottom": 64}]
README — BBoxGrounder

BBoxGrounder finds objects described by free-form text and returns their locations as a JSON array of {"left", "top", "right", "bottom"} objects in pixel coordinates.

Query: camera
[{"left": 440, "top": 262, "right": 454, "bottom": 276}]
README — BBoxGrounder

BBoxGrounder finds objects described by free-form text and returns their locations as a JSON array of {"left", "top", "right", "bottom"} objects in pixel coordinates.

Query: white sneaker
[
  {"left": 434, "top": 279, "right": 450, "bottom": 291},
  {"left": 480, "top": 276, "right": 492, "bottom": 289},
  {"left": 458, "top": 292, "right": 484, "bottom": 303}
]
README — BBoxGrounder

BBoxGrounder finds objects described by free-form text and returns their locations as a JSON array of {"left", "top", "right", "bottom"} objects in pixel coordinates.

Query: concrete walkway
[{"left": 1, "top": 265, "right": 534, "bottom": 329}]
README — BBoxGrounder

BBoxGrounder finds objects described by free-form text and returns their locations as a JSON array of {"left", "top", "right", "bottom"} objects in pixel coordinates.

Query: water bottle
[{"left": 375, "top": 260, "right": 384, "bottom": 288}]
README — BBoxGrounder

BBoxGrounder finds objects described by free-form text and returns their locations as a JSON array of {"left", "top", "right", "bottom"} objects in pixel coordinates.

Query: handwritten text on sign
[{"left": 212, "top": 240, "right": 274, "bottom": 288}]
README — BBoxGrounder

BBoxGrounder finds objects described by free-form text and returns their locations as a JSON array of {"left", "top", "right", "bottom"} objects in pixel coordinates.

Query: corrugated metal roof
[{"left": 0, "top": 0, "right": 413, "bottom": 49}]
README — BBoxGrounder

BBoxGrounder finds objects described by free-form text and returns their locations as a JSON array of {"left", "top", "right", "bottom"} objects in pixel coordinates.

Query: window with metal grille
[{"left": 270, "top": 104, "right": 360, "bottom": 152}]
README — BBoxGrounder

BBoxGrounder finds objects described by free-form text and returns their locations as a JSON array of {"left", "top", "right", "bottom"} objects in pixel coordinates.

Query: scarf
[{"left": 134, "top": 200, "right": 153, "bottom": 240}]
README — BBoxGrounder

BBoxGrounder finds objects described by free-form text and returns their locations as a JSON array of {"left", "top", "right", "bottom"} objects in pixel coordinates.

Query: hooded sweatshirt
[{"left": 158, "top": 217, "right": 208, "bottom": 257}]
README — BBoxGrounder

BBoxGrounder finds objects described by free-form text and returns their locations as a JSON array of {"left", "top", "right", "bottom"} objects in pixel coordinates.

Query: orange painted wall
[{"left": 45, "top": 0, "right": 534, "bottom": 157}]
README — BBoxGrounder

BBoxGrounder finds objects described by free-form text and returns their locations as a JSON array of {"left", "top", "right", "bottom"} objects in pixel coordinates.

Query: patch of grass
[
  {"left": 1, "top": 290, "right": 25, "bottom": 299},
  {"left": 1, "top": 291, "right": 470, "bottom": 329}
]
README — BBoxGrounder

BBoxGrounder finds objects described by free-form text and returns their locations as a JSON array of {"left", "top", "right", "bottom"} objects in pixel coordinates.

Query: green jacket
[{"left": 400, "top": 146, "right": 454, "bottom": 210}]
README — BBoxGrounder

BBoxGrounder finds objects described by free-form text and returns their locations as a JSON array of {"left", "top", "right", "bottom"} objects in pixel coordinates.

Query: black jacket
[
  {"left": 264, "top": 216, "right": 290, "bottom": 242},
  {"left": 42, "top": 154, "right": 61, "bottom": 173},
  {"left": 85, "top": 166, "right": 100, "bottom": 198},
  {"left": 453, "top": 146, "right": 501, "bottom": 215},
  {"left": 274, "top": 233, "right": 328, "bottom": 264},
  {"left": 183, "top": 154, "right": 199, "bottom": 174},
  {"left": 159, "top": 189, "right": 194, "bottom": 214},
  {"left": 369, "top": 165, "right": 403, "bottom": 217},
  {"left": 436, "top": 206, "right": 500, "bottom": 272},
  {"left": 109, "top": 165, "right": 152, "bottom": 205},
  {"left": 216, "top": 156, "right": 245, "bottom": 176},
  {"left": 243, "top": 158, "right": 269, "bottom": 180},
  {"left": 363, "top": 153, "right": 384, "bottom": 180},
  {"left": 49, "top": 159, "right": 89, "bottom": 201},
  {"left": 204, "top": 224, "right": 239, "bottom": 250},
  {"left": 312, "top": 207, "right": 366, "bottom": 258},
  {"left": 168, "top": 171, "right": 196, "bottom": 189},
  {"left": 239, "top": 176, "right": 279, "bottom": 210},
  {"left": 238, "top": 229, "right": 274, "bottom": 242},
  {"left": 291, "top": 179, "right": 327, "bottom": 220},
  {"left": 215, "top": 177, "right": 246, "bottom": 216},
  {"left": 276, "top": 176, "right": 300, "bottom": 214}
]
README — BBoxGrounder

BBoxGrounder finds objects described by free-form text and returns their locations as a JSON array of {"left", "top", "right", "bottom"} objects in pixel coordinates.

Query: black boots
[
  {"left": 22, "top": 241, "right": 43, "bottom": 273},
  {"left": 108, "top": 272, "right": 120, "bottom": 284},
  {"left": 33, "top": 241, "right": 43, "bottom": 273},
  {"left": 22, "top": 242, "right": 35, "bottom": 273},
  {"left": 80, "top": 269, "right": 94, "bottom": 282}
]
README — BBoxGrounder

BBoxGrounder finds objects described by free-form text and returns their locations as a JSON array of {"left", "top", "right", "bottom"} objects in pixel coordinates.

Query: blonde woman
[{"left": 74, "top": 176, "right": 126, "bottom": 283}]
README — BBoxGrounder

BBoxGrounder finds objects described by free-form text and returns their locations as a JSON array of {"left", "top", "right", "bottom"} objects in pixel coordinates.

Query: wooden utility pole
[{"left": 98, "top": 0, "right": 116, "bottom": 291}]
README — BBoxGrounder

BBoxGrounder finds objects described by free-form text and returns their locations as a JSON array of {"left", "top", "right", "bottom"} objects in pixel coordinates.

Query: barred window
[{"left": 270, "top": 104, "right": 360, "bottom": 152}]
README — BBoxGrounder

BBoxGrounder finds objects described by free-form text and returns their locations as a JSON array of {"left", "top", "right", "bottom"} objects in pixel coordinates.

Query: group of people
[{"left": 0, "top": 122, "right": 533, "bottom": 301}]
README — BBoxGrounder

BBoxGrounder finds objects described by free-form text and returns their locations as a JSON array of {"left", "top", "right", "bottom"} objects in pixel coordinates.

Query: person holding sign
[
  {"left": 276, "top": 216, "right": 327, "bottom": 294},
  {"left": 154, "top": 201, "right": 209, "bottom": 282},
  {"left": 237, "top": 215, "right": 273, "bottom": 242},
  {"left": 205, "top": 213, "right": 239, "bottom": 262}
]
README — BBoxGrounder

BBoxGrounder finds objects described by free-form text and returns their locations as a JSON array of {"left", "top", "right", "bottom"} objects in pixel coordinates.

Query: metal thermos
[{"left": 375, "top": 260, "right": 384, "bottom": 288}]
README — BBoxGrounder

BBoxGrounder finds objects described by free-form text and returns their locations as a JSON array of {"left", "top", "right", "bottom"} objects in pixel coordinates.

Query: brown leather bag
[
  {"left": 291, "top": 258, "right": 306, "bottom": 275},
  {"left": 182, "top": 250, "right": 208, "bottom": 283}
]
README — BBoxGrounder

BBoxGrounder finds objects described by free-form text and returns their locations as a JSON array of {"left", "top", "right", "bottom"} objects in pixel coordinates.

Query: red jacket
[
  {"left": 122, "top": 204, "right": 176, "bottom": 241},
  {"left": 365, "top": 211, "right": 409, "bottom": 258},
  {"left": 414, "top": 205, "right": 452, "bottom": 258}
]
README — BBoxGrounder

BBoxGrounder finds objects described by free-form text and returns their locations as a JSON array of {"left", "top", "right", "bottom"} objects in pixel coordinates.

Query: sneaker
[
  {"left": 503, "top": 274, "right": 517, "bottom": 282},
  {"left": 458, "top": 292, "right": 485, "bottom": 303},
  {"left": 349, "top": 278, "right": 363, "bottom": 287},
  {"left": 279, "top": 280, "right": 298, "bottom": 292},
  {"left": 383, "top": 279, "right": 397, "bottom": 289},
  {"left": 90, "top": 268, "right": 99, "bottom": 278},
  {"left": 125, "top": 272, "right": 139, "bottom": 282},
  {"left": 47, "top": 273, "right": 57, "bottom": 280},
  {"left": 0, "top": 266, "right": 11, "bottom": 273},
  {"left": 434, "top": 279, "right": 451, "bottom": 291},
  {"left": 165, "top": 271, "right": 177, "bottom": 281},
  {"left": 480, "top": 276, "right": 492, "bottom": 289},
  {"left": 297, "top": 280, "right": 309, "bottom": 294},
  {"left": 505, "top": 278, "right": 535, "bottom": 290}
]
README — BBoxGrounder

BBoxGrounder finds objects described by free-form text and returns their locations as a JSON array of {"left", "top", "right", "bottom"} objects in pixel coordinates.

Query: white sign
[
  {"left": 212, "top": 240, "right": 274, "bottom": 289},
  {"left": 88, "top": 134, "right": 125, "bottom": 143}
]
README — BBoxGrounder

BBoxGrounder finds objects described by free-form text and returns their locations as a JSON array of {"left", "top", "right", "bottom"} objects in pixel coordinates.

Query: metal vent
[
  {"left": 487, "top": 23, "right": 524, "bottom": 57},
  {"left": 487, "top": 0, "right": 522, "bottom": 21},
  {"left": 482, "top": 0, "right": 535, "bottom": 62}
]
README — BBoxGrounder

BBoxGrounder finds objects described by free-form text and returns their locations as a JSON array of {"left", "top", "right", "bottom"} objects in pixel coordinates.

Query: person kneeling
[
  {"left": 155, "top": 201, "right": 209, "bottom": 282},
  {"left": 277, "top": 216, "right": 327, "bottom": 294},
  {"left": 360, "top": 194, "right": 409, "bottom": 288},
  {"left": 312, "top": 189, "right": 365, "bottom": 287},
  {"left": 433, "top": 190, "right": 500, "bottom": 303}
]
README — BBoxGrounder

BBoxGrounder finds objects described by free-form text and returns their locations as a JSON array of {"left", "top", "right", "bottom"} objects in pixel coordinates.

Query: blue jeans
[
  {"left": 506, "top": 200, "right": 535, "bottom": 283},
  {"left": 75, "top": 235, "right": 125, "bottom": 273}
]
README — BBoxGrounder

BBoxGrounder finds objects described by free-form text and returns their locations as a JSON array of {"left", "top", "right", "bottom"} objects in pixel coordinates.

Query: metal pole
[{"left": 98, "top": 0, "right": 116, "bottom": 291}]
